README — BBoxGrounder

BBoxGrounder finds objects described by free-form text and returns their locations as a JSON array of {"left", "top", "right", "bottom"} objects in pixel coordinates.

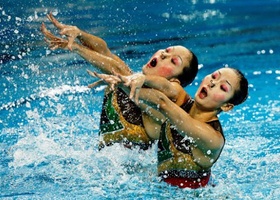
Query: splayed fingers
[
  {"left": 87, "top": 70, "right": 121, "bottom": 90},
  {"left": 47, "top": 12, "right": 81, "bottom": 50},
  {"left": 117, "top": 74, "right": 145, "bottom": 103},
  {"left": 47, "top": 12, "right": 65, "bottom": 30},
  {"left": 41, "top": 23, "right": 68, "bottom": 50},
  {"left": 41, "top": 22, "right": 55, "bottom": 40},
  {"left": 88, "top": 80, "right": 104, "bottom": 89}
]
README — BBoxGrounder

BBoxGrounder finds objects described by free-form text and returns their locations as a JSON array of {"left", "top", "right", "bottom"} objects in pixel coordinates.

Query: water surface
[{"left": 1, "top": 0, "right": 280, "bottom": 199}]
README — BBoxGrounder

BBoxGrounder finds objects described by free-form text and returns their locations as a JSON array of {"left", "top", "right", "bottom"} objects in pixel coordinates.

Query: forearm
[
  {"left": 72, "top": 43, "right": 131, "bottom": 75},
  {"left": 77, "top": 30, "right": 110, "bottom": 56},
  {"left": 77, "top": 31, "right": 129, "bottom": 72}
]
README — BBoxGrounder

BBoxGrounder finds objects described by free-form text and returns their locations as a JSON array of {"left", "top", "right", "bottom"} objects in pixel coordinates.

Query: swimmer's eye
[
  {"left": 171, "top": 58, "right": 179, "bottom": 65},
  {"left": 221, "top": 85, "right": 228, "bottom": 92},
  {"left": 166, "top": 47, "right": 172, "bottom": 52},
  {"left": 211, "top": 72, "right": 219, "bottom": 79}
]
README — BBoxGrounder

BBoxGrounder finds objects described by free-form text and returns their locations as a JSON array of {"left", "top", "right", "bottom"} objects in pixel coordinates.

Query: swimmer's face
[
  {"left": 195, "top": 68, "right": 240, "bottom": 111},
  {"left": 142, "top": 45, "right": 192, "bottom": 79}
]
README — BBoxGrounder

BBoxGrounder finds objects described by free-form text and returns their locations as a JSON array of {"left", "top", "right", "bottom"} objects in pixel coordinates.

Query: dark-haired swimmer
[
  {"left": 41, "top": 13, "right": 199, "bottom": 150},
  {"left": 96, "top": 67, "right": 248, "bottom": 188}
]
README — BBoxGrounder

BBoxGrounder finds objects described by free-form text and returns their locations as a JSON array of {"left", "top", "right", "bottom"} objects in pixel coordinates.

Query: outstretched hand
[
  {"left": 46, "top": 12, "right": 81, "bottom": 50},
  {"left": 117, "top": 73, "right": 145, "bottom": 104},
  {"left": 87, "top": 70, "right": 122, "bottom": 91},
  {"left": 86, "top": 71, "right": 145, "bottom": 104},
  {"left": 88, "top": 71, "right": 146, "bottom": 104},
  {"left": 41, "top": 23, "right": 68, "bottom": 50}
]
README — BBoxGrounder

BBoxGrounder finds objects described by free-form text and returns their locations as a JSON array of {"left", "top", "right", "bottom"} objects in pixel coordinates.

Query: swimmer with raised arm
[
  {"left": 94, "top": 67, "right": 248, "bottom": 188},
  {"left": 41, "top": 13, "right": 198, "bottom": 149}
]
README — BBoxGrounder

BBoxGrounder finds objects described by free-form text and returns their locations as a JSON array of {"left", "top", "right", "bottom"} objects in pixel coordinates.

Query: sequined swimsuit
[
  {"left": 98, "top": 88, "right": 153, "bottom": 150},
  {"left": 158, "top": 97, "right": 225, "bottom": 189}
]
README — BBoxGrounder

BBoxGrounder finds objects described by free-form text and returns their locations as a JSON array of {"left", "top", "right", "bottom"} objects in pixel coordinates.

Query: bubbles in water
[
  {"left": 253, "top": 71, "right": 261, "bottom": 75},
  {"left": 1, "top": 1, "right": 279, "bottom": 198},
  {"left": 52, "top": 9, "right": 59, "bottom": 16},
  {"left": 257, "top": 49, "right": 274, "bottom": 55}
]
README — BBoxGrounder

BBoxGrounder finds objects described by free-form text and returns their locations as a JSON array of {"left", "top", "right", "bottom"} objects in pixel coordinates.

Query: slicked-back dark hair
[
  {"left": 177, "top": 50, "right": 198, "bottom": 87},
  {"left": 228, "top": 68, "right": 249, "bottom": 105}
]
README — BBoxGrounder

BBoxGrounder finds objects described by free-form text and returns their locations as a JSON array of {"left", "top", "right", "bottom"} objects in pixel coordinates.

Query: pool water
[{"left": 1, "top": 0, "right": 280, "bottom": 199}]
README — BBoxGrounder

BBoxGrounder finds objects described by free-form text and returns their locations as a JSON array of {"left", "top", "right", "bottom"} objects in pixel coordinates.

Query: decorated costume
[
  {"left": 158, "top": 98, "right": 225, "bottom": 189},
  {"left": 98, "top": 88, "right": 153, "bottom": 150}
]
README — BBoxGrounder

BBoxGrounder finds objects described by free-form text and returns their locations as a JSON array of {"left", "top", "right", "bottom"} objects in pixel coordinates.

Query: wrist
[{"left": 71, "top": 43, "right": 79, "bottom": 51}]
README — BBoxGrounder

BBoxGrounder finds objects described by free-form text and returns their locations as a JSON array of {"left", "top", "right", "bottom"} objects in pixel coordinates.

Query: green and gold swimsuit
[{"left": 98, "top": 88, "right": 154, "bottom": 150}]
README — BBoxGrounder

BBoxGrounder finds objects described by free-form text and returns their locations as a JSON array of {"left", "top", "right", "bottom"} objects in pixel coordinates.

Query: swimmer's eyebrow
[
  {"left": 219, "top": 71, "right": 232, "bottom": 89},
  {"left": 173, "top": 47, "right": 183, "bottom": 64}
]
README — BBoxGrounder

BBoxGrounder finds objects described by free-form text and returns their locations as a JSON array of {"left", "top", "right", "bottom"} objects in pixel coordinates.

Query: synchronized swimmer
[{"left": 41, "top": 13, "right": 248, "bottom": 189}]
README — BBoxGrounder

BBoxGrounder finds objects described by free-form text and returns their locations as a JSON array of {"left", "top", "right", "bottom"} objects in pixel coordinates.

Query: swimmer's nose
[
  {"left": 161, "top": 51, "right": 170, "bottom": 59},
  {"left": 160, "top": 51, "right": 165, "bottom": 59},
  {"left": 209, "top": 80, "right": 215, "bottom": 88}
]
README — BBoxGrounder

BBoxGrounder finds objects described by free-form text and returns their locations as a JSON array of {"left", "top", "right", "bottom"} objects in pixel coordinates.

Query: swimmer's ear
[{"left": 220, "top": 103, "right": 234, "bottom": 112}]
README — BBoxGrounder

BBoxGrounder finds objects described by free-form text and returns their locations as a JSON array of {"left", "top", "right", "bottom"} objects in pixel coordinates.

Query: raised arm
[
  {"left": 41, "top": 22, "right": 131, "bottom": 75},
  {"left": 47, "top": 13, "right": 110, "bottom": 54},
  {"left": 71, "top": 43, "right": 131, "bottom": 75}
]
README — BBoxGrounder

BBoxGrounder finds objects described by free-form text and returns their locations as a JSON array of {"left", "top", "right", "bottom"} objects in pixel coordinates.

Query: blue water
[{"left": 1, "top": 0, "right": 280, "bottom": 199}]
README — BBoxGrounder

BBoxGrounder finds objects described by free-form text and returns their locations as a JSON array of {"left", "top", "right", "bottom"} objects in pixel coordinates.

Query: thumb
[{"left": 67, "top": 36, "right": 75, "bottom": 51}]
